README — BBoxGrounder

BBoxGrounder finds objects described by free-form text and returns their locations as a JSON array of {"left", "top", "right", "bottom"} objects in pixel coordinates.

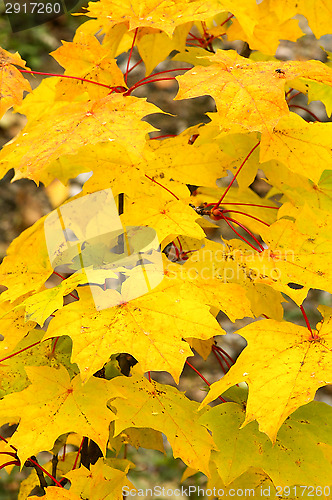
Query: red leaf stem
[
  {"left": 51, "top": 337, "right": 60, "bottom": 356},
  {"left": 19, "top": 69, "right": 116, "bottom": 91},
  {"left": 204, "top": 202, "right": 279, "bottom": 210},
  {"left": 212, "top": 345, "right": 232, "bottom": 371},
  {"left": 221, "top": 210, "right": 270, "bottom": 226},
  {"left": 125, "top": 28, "right": 138, "bottom": 85},
  {"left": 187, "top": 31, "right": 203, "bottom": 43},
  {"left": 150, "top": 134, "right": 177, "bottom": 140},
  {"left": 127, "top": 77, "right": 176, "bottom": 93},
  {"left": 286, "top": 90, "right": 301, "bottom": 103},
  {"left": 185, "top": 360, "right": 226, "bottom": 402},
  {"left": 0, "top": 341, "right": 43, "bottom": 363},
  {"left": 299, "top": 304, "right": 318, "bottom": 340},
  {"left": 223, "top": 215, "right": 264, "bottom": 251},
  {"left": 28, "top": 457, "right": 64, "bottom": 487},
  {"left": 212, "top": 345, "right": 236, "bottom": 365},
  {"left": 212, "top": 348, "right": 227, "bottom": 375},
  {"left": 220, "top": 13, "right": 234, "bottom": 26},
  {"left": 0, "top": 451, "right": 18, "bottom": 458},
  {"left": 0, "top": 460, "right": 20, "bottom": 470},
  {"left": 222, "top": 216, "right": 262, "bottom": 252},
  {"left": 127, "top": 58, "right": 143, "bottom": 74},
  {"left": 125, "top": 67, "right": 191, "bottom": 94},
  {"left": 289, "top": 104, "right": 321, "bottom": 122},
  {"left": 72, "top": 437, "right": 85, "bottom": 470},
  {"left": 52, "top": 271, "right": 80, "bottom": 301},
  {"left": 0, "top": 434, "right": 17, "bottom": 452},
  {"left": 144, "top": 174, "right": 179, "bottom": 200},
  {"left": 213, "top": 141, "right": 260, "bottom": 209}
]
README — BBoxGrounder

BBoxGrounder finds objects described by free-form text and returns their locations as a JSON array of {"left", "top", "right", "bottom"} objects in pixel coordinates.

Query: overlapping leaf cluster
[{"left": 0, "top": 0, "right": 332, "bottom": 497}]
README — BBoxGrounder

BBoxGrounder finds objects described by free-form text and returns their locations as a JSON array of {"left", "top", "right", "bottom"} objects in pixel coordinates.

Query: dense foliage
[{"left": 0, "top": 0, "right": 332, "bottom": 497}]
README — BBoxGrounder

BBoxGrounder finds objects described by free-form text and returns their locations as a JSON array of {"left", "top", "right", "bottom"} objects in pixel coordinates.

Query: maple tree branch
[
  {"left": 30, "top": 455, "right": 47, "bottom": 491},
  {"left": 51, "top": 454, "right": 58, "bottom": 485}
]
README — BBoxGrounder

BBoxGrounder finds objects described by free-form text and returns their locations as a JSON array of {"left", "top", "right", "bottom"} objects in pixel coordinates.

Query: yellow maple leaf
[
  {"left": 109, "top": 424, "right": 165, "bottom": 454},
  {"left": 0, "top": 93, "right": 158, "bottom": 183},
  {"left": 260, "top": 113, "right": 332, "bottom": 184},
  {"left": 29, "top": 487, "right": 81, "bottom": 499},
  {"left": 0, "top": 47, "right": 31, "bottom": 120},
  {"left": 175, "top": 50, "right": 332, "bottom": 132},
  {"left": 0, "top": 365, "right": 119, "bottom": 465},
  {"left": 0, "top": 215, "right": 53, "bottom": 304},
  {"left": 234, "top": 214, "right": 332, "bottom": 303},
  {"left": 167, "top": 257, "right": 253, "bottom": 322},
  {"left": 262, "top": 159, "right": 332, "bottom": 213},
  {"left": 122, "top": 196, "right": 206, "bottom": 242},
  {"left": 0, "top": 330, "right": 78, "bottom": 398},
  {"left": 50, "top": 31, "right": 125, "bottom": 100},
  {"left": 137, "top": 24, "right": 190, "bottom": 75},
  {"left": 109, "top": 372, "right": 216, "bottom": 475},
  {"left": 226, "top": 0, "right": 303, "bottom": 55},
  {"left": 44, "top": 277, "right": 224, "bottom": 383},
  {"left": 200, "top": 315, "right": 332, "bottom": 442},
  {"left": 0, "top": 300, "right": 36, "bottom": 355},
  {"left": 65, "top": 458, "right": 134, "bottom": 500},
  {"left": 201, "top": 401, "right": 332, "bottom": 487},
  {"left": 270, "top": 0, "right": 332, "bottom": 39},
  {"left": 82, "top": 0, "right": 257, "bottom": 38},
  {"left": 22, "top": 270, "right": 104, "bottom": 325},
  {"left": 181, "top": 238, "right": 285, "bottom": 320}
]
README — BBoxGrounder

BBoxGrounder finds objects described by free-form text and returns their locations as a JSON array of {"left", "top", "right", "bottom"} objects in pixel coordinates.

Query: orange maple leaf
[{"left": 0, "top": 47, "right": 31, "bottom": 120}]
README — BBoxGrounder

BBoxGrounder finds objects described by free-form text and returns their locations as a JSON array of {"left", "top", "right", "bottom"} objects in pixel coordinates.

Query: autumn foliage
[{"left": 1, "top": 0, "right": 332, "bottom": 497}]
